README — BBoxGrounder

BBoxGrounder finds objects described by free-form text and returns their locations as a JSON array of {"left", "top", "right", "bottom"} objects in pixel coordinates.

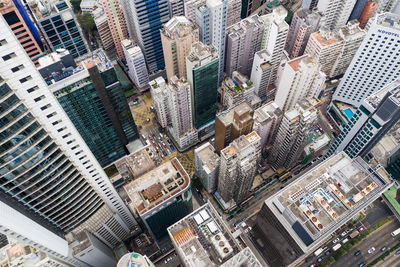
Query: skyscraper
[
  {"left": 47, "top": 51, "right": 138, "bottom": 167},
  {"left": 274, "top": 55, "right": 322, "bottom": 112},
  {"left": 225, "top": 15, "right": 264, "bottom": 77},
  {"left": 186, "top": 42, "right": 219, "bottom": 130},
  {"left": 101, "top": 0, "right": 128, "bottom": 58},
  {"left": 226, "top": 0, "right": 241, "bottom": 27},
  {"left": 0, "top": 13, "right": 136, "bottom": 250},
  {"left": 358, "top": 0, "right": 378, "bottom": 29},
  {"left": 150, "top": 77, "right": 170, "bottom": 128},
  {"left": 121, "top": 0, "right": 170, "bottom": 73},
  {"left": 28, "top": 0, "right": 88, "bottom": 58},
  {"left": 168, "top": 0, "right": 185, "bottom": 17},
  {"left": 302, "top": 0, "right": 320, "bottom": 10},
  {"left": 195, "top": 0, "right": 228, "bottom": 84},
  {"left": 269, "top": 99, "right": 319, "bottom": 170},
  {"left": 218, "top": 131, "right": 261, "bottom": 204},
  {"left": 332, "top": 13, "right": 400, "bottom": 106},
  {"left": 259, "top": 6, "right": 289, "bottom": 89},
  {"left": 250, "top": 49, "right": 273, "bottom": 100},
  {"left": 285, "top": 8, "right": 323, "bottom": 59},
  {"left": 0, "top": 0, "right": 42, "bottom": 62},
  {"left": 327, "top": 80, "right": 400, "bottom": 159},
  {"left": 330, "top": 20, "right": 366, "bottom": 77},
  {"left": 194, "top": 142, "right": 220, "bottom": 193},
  {"left": 122, "top": 39, "right": 149, "bottom": 91},
  {"left": 349, "top": 0, "right": 368, "bottom": 21},
  {"left": 161, "top": 16, "right": 199, "bottom": 81},
  {"left": 304, "top": 28, "right": 344, "bottom": 77},
  {"left": 93, "top": 6, "right": 114, "bottom": 52},
  {"left": 317, "top": 0, "right": 357, "bottom": 30},
  {"left": 215, "top": 102, "right": 254, "bottom": 153}
]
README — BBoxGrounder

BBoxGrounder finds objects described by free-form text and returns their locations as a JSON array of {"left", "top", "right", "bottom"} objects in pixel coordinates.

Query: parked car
[
  {"left": 354, "top": 250, "right": 361, "bottom": 256},
  {"left": 226, "top": 215, "right": 234, "bottom": 222},
  {"left": 341, "top": 231, "right": 347, "bottom": 237},
  {"left": 396, "top": 249, "right": 400, "bottom": 255},
  {"left": 368, "top": 247, "right": 375, "bottom": 254},
  {"left": 325, "top": 250, "right": 331, "bottom": 256},
  {"left": 333, "top": 238, "right": 340, "bottom": 244},
  {"left": 381, "top": 246, "right": 388, "bottom": 252},
  {"left": 358, "top": 226, "right": 366, "bottom": 232},
  {"left": 317, "top": 256, "right": 324, "bottom": 263},
  {"left": 359, "top": 262, "right": 366, "bottom": 267}
]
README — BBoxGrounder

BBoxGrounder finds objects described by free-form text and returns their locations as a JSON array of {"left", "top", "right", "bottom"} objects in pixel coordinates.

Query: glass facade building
[{"left": 0, "top": 76, "right": 104, "bottom": 233}]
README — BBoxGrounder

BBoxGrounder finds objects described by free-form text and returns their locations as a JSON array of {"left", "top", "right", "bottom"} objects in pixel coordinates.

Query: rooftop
[
  {"left": 227, "top": 15, "right": 263, "bottom": 37},
  {"left": 163, "top": 16, "right": 198, "bottom": 39},
  {"left": 377, "top": 12, "right": 400, "bottom": 30},
  {"left": 266, "top": 152, "right": 391, "bottom": 252},
  {"left": 117, "top": 252, "right": 154, "bottom": 267},
  {"left": 312, "top": 29, "right": 342, "bottom": 47},
  {"left": 168, "top": 203, "right": 241, "bottom": 266},
  {"left": 288, "top": 55, "right": 317, "bottom": 72},
  {"left": 339, "top": 20, "right": 365, "bottom": 39},
  {"left": 195, "top": 143, "right": 220, "bottom": 172},
  {"left": 124, "top": 158, "right": 190, "bottom": 216},
  {"left": 221, "top": 131, "right": 260, "bottom": 159},
  {"left": 222, "top": 71, "right": 254, "bottom": 96},
  {"left": 253, "top": 101, "right": 282, "bottom": 123},
  {"left": 187, "top": 42, "right": 218, "bottom": 64},
  {"left": 28, "top": 0, "right": 71, "bottom": 20},
  {"left": 365, "top": 80, "right": 400, "bottom": 109},
  {"left": 217, "top": 102, "right": 253, "bottom": 126}
]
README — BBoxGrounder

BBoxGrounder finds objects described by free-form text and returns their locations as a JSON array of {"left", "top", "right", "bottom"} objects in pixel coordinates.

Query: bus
[
  {"left": 314, "top": 248, "right": 323, "bottom": 257},
  {"left": 391, "top": 228, "right": 400, "bottom": 237}
]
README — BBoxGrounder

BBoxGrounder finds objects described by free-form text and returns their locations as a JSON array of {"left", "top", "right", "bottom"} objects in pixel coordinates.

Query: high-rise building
[
  {"left": 327, "top": 80, "right": 400, "bottom": 159},
  {"left": 302, "top": 0, "right": 320, "bottom": 10},
  {"left": 45, "top": 50, "right": 138, "bottom": 167},
  {"left": 304, "top": 28, "right": 344, "bottom": 77},
  {"left": 376, "top": 0, "right": 400, "bottom": 13},
  {"left": 317, "top": 0, "right": 357, "bottom": 30},
  {"left": 253, "top": 101, "right": 283, "bottom": 150},
  {"left": 93, "top": 6, "right": 114, "bottom": 52},
  {"left": 194, "top": 142, "right": 220, "bottom": 193},
  {"left": 219, "top": 71, "right": 261, "bottom": 111},
  {"left": 101, "top": 0, "right": 128, "bottom": 58},
  {"left": 150, "top": 77, "right": 170, "bottom": 128},
  {"left": 117, "top": 252, "right": 155, "bottom": 267},
  {"left": 269, "top": 99, "right": 319, "bottom": 170},
  {"left": 167, "top": 76, "right": 199, "bottom": 149},
  {"left": 28, "top": 0, "right": 88, "bottom": 58},
  {"left": 123, "top": 158, "right": 192, "bottom": 240},
  {"left": 225, "top": 15, "right": 264, "bottom": 77},
  {"left": 332, "top": 13, "right": 400, "bottom": 106},
  {"left": 227, "top": 0, "right": 241, "bottom": 27},
  {"left": 218, "top": 131, "right": 261, "bottom": 204},
  {"left": 195, "top": 0, "right": 228, "bottom": 84},
  {"left": 0, "top": 0, "right": 42, "bottom": 62},
  {"left": 215, "top": 102, "right": 254, "bottom": 153},
  {"left": 121, "top": 0, "right": 170, "bottom": 73},
  {"left": 168, "top": 203, "right": 262, "bottom": 267},
  {"left": 168, "top": 0, "right": 184, "bottom": 17},
  {"left": 285, "top": 8, "right": 323, "bottom": 59},
  {"left": 330, "top": 20, "right": 366, "bottom": 77},
  {"left": 121, "top": 39, "right": 149, "bottom": 91},
  {"left": 186, "top": 42, "right": 219, "bottom": 130},
  {"left": 240, "top": 0, "right": 264, "bottom": 19},
  {"left": 259, "top": 6, "right": 289, "bottom": 90},
  {"left": 252, "top": 152, "right": 390, "bottom": 266},
  {"left": 349, "top": 0, "right": 368, "bottom": 21},
  {"left": 250, "top": 49, "right": 273, "bottom": 101},
  {"left": 0, "top": 14, "right": 137, "bottom": 250},
  {"left": 161, "top": 16, "right": 199, "bottom": 81},
  {"left": 359, "top": 0, "right": 378, "bottom": 29},
  {"left": 274, "top": 55, "right": 322, "bottom": 112}
]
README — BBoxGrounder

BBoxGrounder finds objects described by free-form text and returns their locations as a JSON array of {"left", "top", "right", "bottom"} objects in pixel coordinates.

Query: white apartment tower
[
  {"left": 218, "top": 132, "right": 261, "bottom": 204},
  {"left": 0, "top": 13, "right": 137, "bottom": 253},
  {"left": 330, "top": 20, "right": 366, "bottom": 77},
  {"left": 185, "top": 0, "right": 240, "bottom": 26},
  {"left": 317, "top": 0, "right": 358, "bottom": 30},
  {"left": 332, "top": 12, "right": 400, "bottom": 106},
  {"left": 150, "top": 77, "right": 170, "bottom": 128},
  {"left": 121, "top": 39, "right": 150, "bottom": 91},
  {"left": 304, "top": 28, "right": 344, "bottom": 77},
  {"left": 250, "top": 49, "right": 274, "bottom": 101},
  {"left": 194, "top": 142, "right": 220, "bottom": 193},
  {"left": 269, "top": 99, "right": 319, "bottom": 170},
  {"left": 225, "top": 15, "right": 264, "bottom": 77},
  {"left": 259, "top": 6, "right": 289, "bottom": 89},
  {"left": 274, "top": 55, "right": 322, "bottom": 112}
]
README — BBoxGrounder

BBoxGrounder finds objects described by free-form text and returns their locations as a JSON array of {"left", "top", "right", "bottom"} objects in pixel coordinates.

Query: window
[
  {"left": 0, "top": 39, "right": 7, "bottom": 46},
  {"left": 27, "top": 86, "right": 39, "bottom": 93},
  {"left": 20, "top": 76, "right": 32, "bottom": 83},
  {"left": 2, "top": 52, "right": 16, "bottom": 61},
  {"left": 34, "top": 95, "right": 45, "bottom": 102}
]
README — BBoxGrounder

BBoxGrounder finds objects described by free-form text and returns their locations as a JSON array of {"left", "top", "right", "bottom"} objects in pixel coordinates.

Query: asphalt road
[
  {"left": 380, "top": 251, "right": 400, "bottom": 267},
  {"left": 331, "top": 219, "right": 400, "bottom": 267}
]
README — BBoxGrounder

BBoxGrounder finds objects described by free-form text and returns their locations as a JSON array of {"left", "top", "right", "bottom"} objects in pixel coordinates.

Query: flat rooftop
[
  {"left": 377, "top": 12, "right": 400, "bottom": 30},
  {"left": 167, "top": 203, "right": 240, "bottom": 266},
  {"left": 217, "top": 102, "right": 252, "bottom": 126},
  {"left": 312, "top": 31, "right": 341, "bottom": 47},
  {"left": 196, "top": 143, "right": 220, "bottom": 172},
  {"left": 28, "top": 0, "right": 71, "bottom": 20},
  {"left": 365, "top": 80, "right": 400, "bottom": 109},
  {"left": 75, "top": 49, "right": 113, "bottom": 73},
  {"left": 124, "top": 158, "right": 190, "bottom": 216},
  {"left": 254, "top": 101, "right": 282, "bottom": 123},
  {"left": 266, "top": 152, "right": 390, "bottom": 252}
]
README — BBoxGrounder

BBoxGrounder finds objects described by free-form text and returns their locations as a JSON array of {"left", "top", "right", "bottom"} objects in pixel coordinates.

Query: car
[
  {"left": 320, "top": 129, "right": 325, "bottom": 133},
  {"left": 294, "top": 170, "right": 300, "bottom": 175},
  {"left": 359, "top": 262, "right": 366, "bottom": 267},
  {"left": 381, "top": 246, "right": 388, "bottom": 252},
  {"left": 305, "top": 256, "right": 313, "bottom": 263},
  {"left": 325, "top": 250, "right": 331, "bottom": 256},
  {"left": 396, "top": 249, "right": 400, "bottom": 255},
  {"left": 317, "top": 256, "right": 324, "bottom": 263},
  {"left": 164, "top": 260, "right": 168, "bottom": 264},
  {"left": 333, "top": 238, "right": 340, "bottom": 244},
  {"left": 309, "top": 264, "right": 316, "bottom": 267},
  {"left": 226, "top": 215, "right": 234, "bottom": 222},
  {"left": 358, "top": 226, "right": 366, "bottom": 232},
  {"left": 368, "top": 247, "right": 375, "bottom": 254},
  {"left": 170, "top": 144, "right": 175, "bottom": 151},
  {"left": 354, "top": 250, "right": 361, "bottom": 256},
  {"left": 341, "top": 231, "right": 347, "bottom": 237}
]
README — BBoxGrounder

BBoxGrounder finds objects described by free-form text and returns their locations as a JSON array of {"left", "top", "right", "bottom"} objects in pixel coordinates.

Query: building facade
[
  {"left": 186, "top": 42, "right": 219, "bottom": 129},
  {"left": 332, "top": 13, "right": 400, "bottom": 106},
  {"left": 327, "top": 80, "right": 400, "bottom": 159},
  {"left": 93, "top": 6, "right": 114, "bottom": 52},
  {"left": 218, "top": 132, "right": 261, "bottom": 204},
  {"left": 317, "top": 0, "right": 357, "bottom": 30},
  {"left": 168, "top": 0, "right": 185, "bottom": 17},
  {"left": 161, "top": 16, "right": 199, "bottom": 81},
  {"left": 122, "top": 39, "right": 149, "bottom": 91},
  {"left": 285, "top": 8, "right": 323, "bottom": 59},
  {"left": 359, "top": 0, "right": 378, "bottom": 29},
  {"left": 150, "top": 77, "right": 171, "bottom": 128},
  {"left": 194, "top": 142, "right": 220, "bottom": 193},
  {"left": 250, "top": 49, "right": 273, "bottom": 101},
  {"left": 28, "top": 0, "right": 88, "bottom": 58},
  {"left": 225, "top": 15, "right": 264, "bottom": 78}
]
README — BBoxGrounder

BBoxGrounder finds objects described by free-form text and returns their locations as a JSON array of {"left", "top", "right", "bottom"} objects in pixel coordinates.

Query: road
[
  {"left": 380, "top": 251, "right": 400, "bottom": 267},
  {"left": 331, "top": 219, "right": 400, "bottom": 267}
]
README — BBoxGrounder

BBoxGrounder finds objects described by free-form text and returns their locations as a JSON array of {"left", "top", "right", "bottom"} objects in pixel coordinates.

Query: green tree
[
  {"left": 77, "top": 13, "right": 96, "bottom": 33},
  {"left": 70, "top": 0, "right": 82, "bottom": 13}
]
